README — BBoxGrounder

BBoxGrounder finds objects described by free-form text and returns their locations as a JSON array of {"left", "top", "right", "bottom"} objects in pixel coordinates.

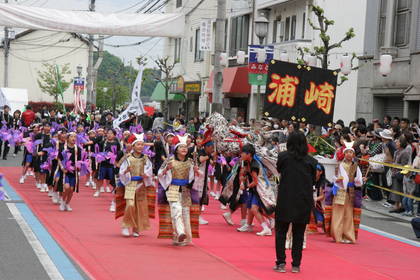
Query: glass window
[
  {"left": 195, "top": 29, "right": 204, "bottom": 61},
  {"left": 291, "top": 15, "right": 297, "bottom": 40},
  {"left": 378, "top": 0, "right": 387, "bottom": 47},
  {"left": 285, "top": 17, "right": 290, "bottom": 41},
  {"left": 229, "top": 14, "right": 250, "bottom": 56},
  {"left": 302, "top": 13, "right": 306, "bottom": 39},
  {"left": 174, "top": 38, "right": 181, "bottom": 62},
  {"left": 394, "top": 0, "right": 412, "bottom": 46},
  {"left": 176, "top": 0, "right": 182, "bottom": 8}
]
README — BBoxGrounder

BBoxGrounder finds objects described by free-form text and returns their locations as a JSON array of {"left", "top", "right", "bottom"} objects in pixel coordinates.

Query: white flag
[{"left": 113, "top": 67, "right": 145, "bottom": 128}]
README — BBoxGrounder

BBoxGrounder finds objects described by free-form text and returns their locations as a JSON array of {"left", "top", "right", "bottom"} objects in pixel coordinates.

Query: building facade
[
  {"left": 0, "top": 30, "right": 89, "bottom": 105},
  {"left": 357, "top": 0, "right": 420, "bottom": 123},
  {"left": 162, "top": 0, "right": 367, "bottom": 123}
]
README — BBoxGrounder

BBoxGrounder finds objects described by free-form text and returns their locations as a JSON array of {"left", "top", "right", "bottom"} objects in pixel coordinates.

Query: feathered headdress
[
  {"left": 127, "top": 133, "right": 144, "bottom": 145},
  {"left": 172, "top": 134, "right": 189, "bottom": 150},
  {"left": 343, "top": 141, "right": 355, "bottom": 153}
]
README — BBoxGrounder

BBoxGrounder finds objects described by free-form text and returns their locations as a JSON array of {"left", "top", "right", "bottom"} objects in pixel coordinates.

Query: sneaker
[
  {"left": 199, "top": 216, "right": 208, "bottom": 225},
  {"left": 201, "top": 205, "right": 205, "bottom": 211},
  {"left": 402, "top": 211, "right": 414, "bottom": 217},
  {"left": 109, "top": 201, "right": 116, "bottom": 212},
  {"left": 222, "top": 212, "right": 234, "bottom": 225},
  {"left": 85, "top": 181, "right": 90, "bottom": 187},
  {"left": 106, "top": 187, "right": 112, "bottom": 193},
  {"left": 100, "top": 187, "right": 105, "bottom": 193},
  {"left": 40, "top": 185, "right": 46, "bottom": 192},
  {"left": 59, "top": 202, "right": 66, "bottom": 211},
  {"left": 13, "top": 153, "right": 17, "bottom": 158},
  {"left": 92, "top": 182, "right": 97, "bottom": 189},
  {"left": 133, "top": 232, "right": 140, "bottom": 237},
  {"left": 382, "top": 202, "right": 392, "bottom": 208},
  {"left": 52, "top": 193, "right": 58, "bottom": 204},
  {"left": 210, "top": 191, "right": 216, "bottom": 197},
  {"left": 93, "top": 191, "right": 100, "bottom": 197},
  {"left": 19, "top": 176, "right": 25, "bottom": 184},
  {"left": 220, "top": 204, "right": 227, "bottom": 210},
  {"left": 240, "top": 219, "right": 247, "bottom": 226},
  {"left": 29, "top": 171, "right": 34, "bottom": 177},
  {"left": 256, "top": 228, "right": 272, "bottom": 236},
  {"left": 36, "top": 183, "right": 41, "bottom": 189},
  {"left": 121, "top": 228, "right": 130, "bottom": 237},
  {"left": 48, "top": 189, "right": 53, "bottom": 197},
  {"left": 291, "top": 266, "right": 300, "bottom": 273},
  {"left": 65, "top": 204, "right": 73, "bottom": 212},
  {"left": 273, "top": 263, "right": 286, "bottom": 273},
  {"left": 237, "top": 224, "right": 253, "bottom": 232}
]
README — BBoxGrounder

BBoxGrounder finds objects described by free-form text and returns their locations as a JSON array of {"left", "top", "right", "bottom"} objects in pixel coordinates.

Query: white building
[
  {"left": 161, "top": 0, "right": 367, "bottom": 124},
  {"left": 0, "top": 29, "right": 89, "bottom": 105}
]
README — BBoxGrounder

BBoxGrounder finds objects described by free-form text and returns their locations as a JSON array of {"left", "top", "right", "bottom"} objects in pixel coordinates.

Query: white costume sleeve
[
  {"left": 354, "top": 166, "right": 363, "bottom": 187},
  {"left": 158, "top": 159, "right": 173, "bottom": 190},
  {"left": 119, "top": 159, "right": 130, "bottom": 187},
  {"left": 144, "top": 157, "right": 154, "bottom": 186}
]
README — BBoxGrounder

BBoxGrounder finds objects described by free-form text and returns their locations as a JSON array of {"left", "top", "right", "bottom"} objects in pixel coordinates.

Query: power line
[
  {"left": 103, "top": 37, "right": 154, "bottom": 48},
  {"left": 115, "top": 0, "right": 148, "bottom": 13},
  {"left": 9, "top": 43, "right": 86, "bottom": 62}
]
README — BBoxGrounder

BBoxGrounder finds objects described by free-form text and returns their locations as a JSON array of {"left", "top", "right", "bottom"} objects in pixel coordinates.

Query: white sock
[{"left": 261, "top": 222, "right": 269, "bottom": 231}]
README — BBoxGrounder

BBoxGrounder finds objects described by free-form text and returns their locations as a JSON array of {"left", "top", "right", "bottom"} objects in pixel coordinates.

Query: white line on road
[
  {"left": 6, "top": 202, "right": 64, "bottom": 280},
  {"left": 360, "top": 224, "right": 420, "bottom": 247}
]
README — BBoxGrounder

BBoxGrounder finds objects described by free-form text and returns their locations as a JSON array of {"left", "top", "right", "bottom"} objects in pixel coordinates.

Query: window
[
  {"left": 394, "top": 0, "right": 412, "bottom": 46},
  {"left": 194, "top": 29, "right": 204, "bottom": 61},
  {"left": 174, "top": 38, "right": 181, "bottom": 62},
  {"left": 189, "top": 36, "right": 193, "bottom": 52},
  {"left": 302, "top": 13, "right": 306, "bottom": 39},
  {"left": 176, "top": 0, "right": 182, "bottom": 8},
  {"left": 229, "top": 14, "right": 250, "bottom": 56},
  {"left": 378, "top": 0, "right": 387, "bottom": 47},
  {"left": 285, "top": 17, "right": 290, "bottom": 41},
  {"left": 291, "top": 15, "right": 296, "bottom": 40},
  {"left": 272, "top": 16, "right": 282, "bottom": 43}
]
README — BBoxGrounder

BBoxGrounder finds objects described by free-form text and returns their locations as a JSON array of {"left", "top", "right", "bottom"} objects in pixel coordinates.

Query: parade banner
[
  {"left": 113, "top": 67, "right": 145, "bottom": 129},
  {"left": 264, "top": 60, "right": 338, "bottom": 127},
  {"left": 73, "top": 77, "right": 85, "bottom": 114},
  {"left": 248, "top": 45, "right": 274, "bottom": 85}
]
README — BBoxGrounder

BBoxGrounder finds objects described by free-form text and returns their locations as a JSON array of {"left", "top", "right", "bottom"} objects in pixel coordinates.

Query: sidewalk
[{"left": 362, "top": 199, "right": 418, "bottom": 223}]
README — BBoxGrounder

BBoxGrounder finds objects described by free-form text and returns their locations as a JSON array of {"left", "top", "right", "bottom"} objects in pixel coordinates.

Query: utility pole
[
  {"left": 3, "top": 0, "right": 9, "bottom": 87},
  {"left": 92, "top": 35, "right": 104, "bottom": 107},
  {"left": 86, "top": 0, "right": 96, "bottom": 111},
  {"left": 211, "top": 0, "right": 226, "bottom": 114}
]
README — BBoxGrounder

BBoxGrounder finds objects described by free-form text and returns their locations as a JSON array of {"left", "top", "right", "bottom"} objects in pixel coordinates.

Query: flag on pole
[
  {"left": 55, "top": 64, "right": 66, "bottom": 112},
  {"left": 113, "top": 66, "right": 145, "bottom": 128}
]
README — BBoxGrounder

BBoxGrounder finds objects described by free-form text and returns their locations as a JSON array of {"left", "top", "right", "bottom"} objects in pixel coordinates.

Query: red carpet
[{"left": 2, "top": 166, "right": 419, "bottom": 280}]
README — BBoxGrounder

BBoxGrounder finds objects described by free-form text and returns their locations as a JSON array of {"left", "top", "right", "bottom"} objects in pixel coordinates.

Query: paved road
[
  {"left": 0, "top": 151, "right": 88, "bottom": 280},
  {"left": 0, "top": 151, "right": 418, "bottom": 279}
]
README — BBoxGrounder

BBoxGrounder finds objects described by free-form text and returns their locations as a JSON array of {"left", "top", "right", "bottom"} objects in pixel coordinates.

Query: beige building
[{"left": 0, "top": 29, "right": 89, "bottom": 105}]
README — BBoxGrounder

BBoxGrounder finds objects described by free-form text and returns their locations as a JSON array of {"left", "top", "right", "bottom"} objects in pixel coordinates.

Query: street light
[
  {"left": 77, "top": 65, "right": 83, "bottom": 77},
  {"left": 254, "top": 14, "right": 269, "bottom": 121},
  {"left": 255, "top": 15, "right": 269, "bottom": 45}
]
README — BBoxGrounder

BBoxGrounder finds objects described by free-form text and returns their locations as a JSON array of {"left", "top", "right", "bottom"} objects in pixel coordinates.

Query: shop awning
[
  {"left": 151, "top": 83, "right": 185, "bottom": 102},
  {"left": 205, "top": 67, "right": 251, "bottom": 94}
]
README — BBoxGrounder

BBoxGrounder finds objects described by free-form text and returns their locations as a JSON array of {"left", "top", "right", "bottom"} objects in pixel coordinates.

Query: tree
[
  {"left": 137, "top": 56, "right": 176, "bottom": 122},
  {"left": 37, "top": 63, "right": 71, "bottom": 103},
  {"left": 96, "top": 80, "right": 130, "bottom": 110},
  {"left": 297, "top": 5, "right": 357, "bottom": 85}
]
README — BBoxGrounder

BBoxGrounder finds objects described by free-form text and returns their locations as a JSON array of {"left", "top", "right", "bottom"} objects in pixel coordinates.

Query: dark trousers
[
  {"left": 0, "top": 140, "right": 10, "bottom": 158},
  {"left": 275, "top": 221, "right": 306, "bottom": 267}
]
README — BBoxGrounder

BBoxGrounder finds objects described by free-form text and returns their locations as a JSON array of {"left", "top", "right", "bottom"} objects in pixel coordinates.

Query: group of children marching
[{"left": 15, "top": 119, "right": 363, "bottom": 247}]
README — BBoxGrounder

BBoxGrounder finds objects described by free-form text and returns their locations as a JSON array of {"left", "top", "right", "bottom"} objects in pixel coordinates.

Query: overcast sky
[{"left": 4, "top": 0, "right": 166, "bottom": 68}]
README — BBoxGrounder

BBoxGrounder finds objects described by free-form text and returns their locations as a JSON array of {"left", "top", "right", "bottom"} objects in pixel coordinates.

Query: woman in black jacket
[{"left": 274, "top": 131, "right": 317, "bottom": 273}]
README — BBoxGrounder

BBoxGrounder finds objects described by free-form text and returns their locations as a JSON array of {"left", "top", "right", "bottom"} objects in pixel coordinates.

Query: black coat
[{"left": 275, "top": 152, "right": 318, "bottom": 224}]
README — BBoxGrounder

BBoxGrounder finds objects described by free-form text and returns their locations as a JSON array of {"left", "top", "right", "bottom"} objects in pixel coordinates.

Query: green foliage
[
  {"left": 96, "top": 80, "right": 130, "bottom": 110},
  {"left": 37, "top": 63, "right": 71, "bottom": 103},
  {"left": 95, "top": 51, "right": 158, "bottom": 109},
  {"left": 308, "top": 135, "right": 336, "bottom": 156},
  {"left": 299, "top": 4, "right": 358, "bottom": 84}
]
